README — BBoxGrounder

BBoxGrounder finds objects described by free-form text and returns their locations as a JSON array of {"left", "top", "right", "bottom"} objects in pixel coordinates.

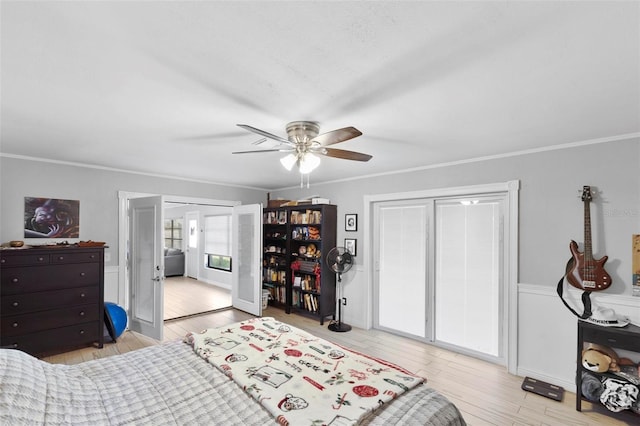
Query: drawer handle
[
  {"left": 1, "top": 259, "right": 5, "bottom": 264},
  {"left": 12, "top": 301, "right": 18, "bottom": 307},
  {"left": 79, "top": 311, "right": 85, "bottom": 317},
  {"left": 79, "top": 330, "right": 85, "bottom": 335},
  {"left": 89, "top": 255, "right": 96, "bottom": 259},
  {"left": 80, "top": 293, "right": 86, "bottom": 298},
  {"left": 11, "top": 278, "right": 19, "bottom": 284},
  {"left": 12, "top": 322, "right": 18, "bottom": 328},
  {"left": 80, "top": 272, "right": 86, "bottom": 277},
  {"left": 606, "top": 338, "right": 618, "bottom": 344},
  {"left": 38, "top": 257, "right": 44, "bottom": 262},
  {"left": 58, "top": 256, "right": 64, "bottom": 260}
]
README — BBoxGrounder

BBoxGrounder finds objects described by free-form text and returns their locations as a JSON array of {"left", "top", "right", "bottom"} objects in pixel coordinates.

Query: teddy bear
[{"left": 582, "top": 343, "right": 624, "bottom": 373}]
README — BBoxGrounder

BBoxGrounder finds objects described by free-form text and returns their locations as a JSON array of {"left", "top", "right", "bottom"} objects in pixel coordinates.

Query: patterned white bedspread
[
  {"left": 185, "top": 317, "right": 425, "bottom": 425},
  {"left": 0, "top": 321, "right": 466, "bottom": 425}
]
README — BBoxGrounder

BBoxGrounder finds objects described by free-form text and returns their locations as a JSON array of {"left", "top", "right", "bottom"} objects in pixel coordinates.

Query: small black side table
[{"left": 576, "top": 320, "right": 640, "bottom": 412}]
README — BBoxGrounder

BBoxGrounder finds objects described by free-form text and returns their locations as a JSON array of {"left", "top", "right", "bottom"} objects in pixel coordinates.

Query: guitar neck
[{"left": 583, "top": 197, "right": 593, "bottom": 261}]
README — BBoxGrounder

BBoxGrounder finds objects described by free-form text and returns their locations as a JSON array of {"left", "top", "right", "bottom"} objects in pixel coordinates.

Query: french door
[
  {"left": 128, "top": 196, "right": 164, "bottom": 341},
  {"left": 231, "top": 203, "right": 263, "bottom": 316},
  {"left": 127, "top": 199, "right": 262, "bottom": 341}
]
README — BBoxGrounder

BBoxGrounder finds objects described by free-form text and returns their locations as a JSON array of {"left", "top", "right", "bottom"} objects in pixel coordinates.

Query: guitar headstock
[{"left": 581, "top": 185, "right": 593, "bottom": 202}]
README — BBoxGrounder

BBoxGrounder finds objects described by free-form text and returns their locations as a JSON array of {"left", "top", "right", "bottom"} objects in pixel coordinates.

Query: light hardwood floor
[
  {"left": 40, "top": 307, "right": 636, "bottom": 426},
  {"left": 163, "top": 276, "right": 231, "bottom": 320}
]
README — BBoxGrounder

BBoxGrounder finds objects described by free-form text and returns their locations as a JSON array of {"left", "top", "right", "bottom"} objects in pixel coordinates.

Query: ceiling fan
[{"left": 233, "top": 121, "right": 372, "bottom": 174}]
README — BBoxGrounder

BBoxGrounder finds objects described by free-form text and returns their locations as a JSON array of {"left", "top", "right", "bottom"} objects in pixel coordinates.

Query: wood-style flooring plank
[{"left": 163, "top": 276, "right": 231, "bottom": 319}]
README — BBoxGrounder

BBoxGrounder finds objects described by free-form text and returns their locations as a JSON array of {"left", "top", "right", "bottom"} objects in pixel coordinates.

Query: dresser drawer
[
  {"left": 0, "top": 252, "right": 49, "bottom": 266},
  {"left": 50, "top": 250, "right": 102, "bottom": 264},
  {"left": 1, "top": 286, "right": 99, "bottom": 316},
  {"left": 1, "top": 322, "right": 101, "bottom": 355},
  {"left": 1, "top": 263, "right": 100, "bottom": 295},
  {"left": 2, "top": 304, "right": 99, "bottom": 336}
]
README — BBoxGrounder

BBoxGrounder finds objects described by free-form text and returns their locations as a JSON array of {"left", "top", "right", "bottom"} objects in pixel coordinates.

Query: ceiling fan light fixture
[
  {"left": 298, "top": 153, "right": 320, "bottom": 174},
  {"left": 280, "top": 153, "right": 297, "bottom": 171}
]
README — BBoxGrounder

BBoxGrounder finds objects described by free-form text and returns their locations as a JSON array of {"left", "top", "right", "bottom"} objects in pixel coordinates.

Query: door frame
[
  {"left": 364, "top": 180, "right": 519, "bottom": 374},
  {"left": 117, "top": 191, "right": 240, "bottom": 312}
]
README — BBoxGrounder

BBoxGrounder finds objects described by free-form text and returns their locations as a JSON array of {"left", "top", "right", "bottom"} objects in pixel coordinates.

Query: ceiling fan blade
[
  {"left": 232, "top": 148, "right": 293, "bottom": 154},
  {"left": 237, "top": 124, "right": 293, "bottom": 145},
  {"left": 311, "top": 127, "right": 362, "bottom": 146},
  {"left": 320, "top": 147, "right": 372, "bottom": 162},
  {"left": 174, "top": 130, "right": 250, "bottom": 142}
]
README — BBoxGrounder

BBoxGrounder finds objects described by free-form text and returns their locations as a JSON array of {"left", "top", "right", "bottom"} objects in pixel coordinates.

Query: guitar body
[{"left": 566, "top": 240, "right": 612, "bottom": 291}]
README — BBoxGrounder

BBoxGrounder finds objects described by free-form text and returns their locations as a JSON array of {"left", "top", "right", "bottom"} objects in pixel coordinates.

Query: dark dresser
[{"left": 1, "top": 246, "right": 105, "bottom": 356}]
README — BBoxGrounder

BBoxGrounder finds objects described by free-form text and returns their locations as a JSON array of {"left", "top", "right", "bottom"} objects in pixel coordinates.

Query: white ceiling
[{"left": 2, "top": 1, "right": 639, "bottom": 190}]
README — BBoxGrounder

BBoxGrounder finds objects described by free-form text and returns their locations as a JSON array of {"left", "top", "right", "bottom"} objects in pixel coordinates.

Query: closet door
[
  {"left": 374, "top": 201, "right": 429, "bottom": 338},
  {"left": 434, "top": 197, "right": 504, "bottom": 358}
]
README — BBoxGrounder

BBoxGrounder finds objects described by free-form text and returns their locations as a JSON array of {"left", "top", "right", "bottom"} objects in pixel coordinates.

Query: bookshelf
[{"left": 262, "top": 204, "right": 337, "bottom": 325}]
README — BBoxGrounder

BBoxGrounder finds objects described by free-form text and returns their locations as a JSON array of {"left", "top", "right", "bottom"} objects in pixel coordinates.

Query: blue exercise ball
[{"left": 105, "top": 302, "right": 127, "bottom": 338}]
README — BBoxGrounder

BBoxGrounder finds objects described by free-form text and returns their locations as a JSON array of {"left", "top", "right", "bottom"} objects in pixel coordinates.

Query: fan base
[{"left": 328, "top": 322, "right": 352, "bottom": 332}]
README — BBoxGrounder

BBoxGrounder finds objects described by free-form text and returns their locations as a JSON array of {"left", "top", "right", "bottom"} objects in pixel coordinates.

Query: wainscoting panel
[
  {"left": 104, "top": 266, "right": 119, "bottom": 303},
  {"left": 517, "top": 283, "right": 640, "bottom": 392}
]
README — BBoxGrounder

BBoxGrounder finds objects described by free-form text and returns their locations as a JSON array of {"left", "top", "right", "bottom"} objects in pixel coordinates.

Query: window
[
  {"left": 164, "top": 219, "right": 183, "bottom": 249},
  {"left": 207, "top": 254, "right": 232, "bottom": 271},
  {"left": 204, "top": 214, "right": 232, "bottom": 272}
]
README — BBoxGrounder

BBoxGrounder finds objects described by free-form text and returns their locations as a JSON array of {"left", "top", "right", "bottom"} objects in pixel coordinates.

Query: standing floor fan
[{"left": 326, "top": 247, "right": 354, "bottom": 332}]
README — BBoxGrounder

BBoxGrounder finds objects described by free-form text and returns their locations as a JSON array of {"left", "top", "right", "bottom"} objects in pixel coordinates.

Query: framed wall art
[
  {"left": 344, "top": 238, "right": 357, "bottom": 256},
  {"left": 345, "top": 213, "right": 357, "bottom": 232},
  {"left": 24, "top": 197, "right": 80, "bottom": 238}
]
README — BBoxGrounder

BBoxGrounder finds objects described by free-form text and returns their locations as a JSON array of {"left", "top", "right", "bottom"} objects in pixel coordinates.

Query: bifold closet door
[{"left": 375, "top": 203, "right": 428, "bottom": 338}]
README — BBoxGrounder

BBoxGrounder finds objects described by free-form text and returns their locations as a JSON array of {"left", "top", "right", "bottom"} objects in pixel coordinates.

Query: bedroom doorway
[
  {"left": 164, "top": 203, "right": 234, "bottom": 320},
  {"left": 118, "top": 192, "right": 262, "bottom": 341}
]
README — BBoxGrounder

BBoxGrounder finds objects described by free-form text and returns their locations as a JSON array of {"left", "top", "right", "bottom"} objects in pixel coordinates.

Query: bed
[{"left": 0, "top": 317, "right": 466, "bottom": 425}]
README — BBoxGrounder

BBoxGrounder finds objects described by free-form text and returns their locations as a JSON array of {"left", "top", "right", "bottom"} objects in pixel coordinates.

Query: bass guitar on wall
[{"left": 566, "top": 185, "right": 612, "bottom": 291}]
